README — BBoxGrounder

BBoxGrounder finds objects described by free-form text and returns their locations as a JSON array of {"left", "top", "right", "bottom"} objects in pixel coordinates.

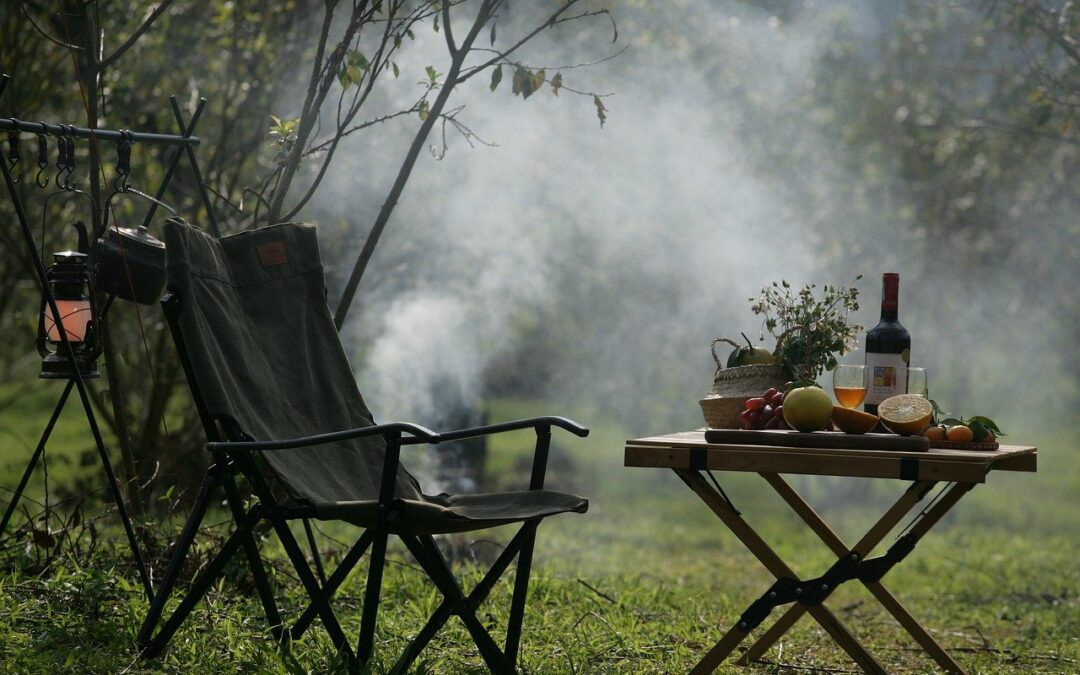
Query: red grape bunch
[{"left": 739, "top": 385, "right": 791, "bottom": 430}]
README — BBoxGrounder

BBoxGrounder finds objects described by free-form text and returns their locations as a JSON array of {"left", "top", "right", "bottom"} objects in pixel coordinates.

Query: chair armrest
[
  {"left": 206, "top": 422, "right": 439, "bottom": 453},
  {"left": 434, "top": 416, "right": 589, "bottom": 443}
]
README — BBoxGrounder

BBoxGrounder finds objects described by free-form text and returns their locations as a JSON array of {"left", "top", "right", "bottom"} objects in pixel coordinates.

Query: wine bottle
[{"left": 864, "top": 272, "right": 910, "bottom": 415}]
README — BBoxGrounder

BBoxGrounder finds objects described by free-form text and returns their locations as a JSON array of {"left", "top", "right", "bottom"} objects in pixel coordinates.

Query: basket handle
[{"left": 710, "top": 337, "right": 741, "bottom": 376}]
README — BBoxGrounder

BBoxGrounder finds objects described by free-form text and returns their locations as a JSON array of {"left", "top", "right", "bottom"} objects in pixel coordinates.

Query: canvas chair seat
[
  {"left": 138, "top": 219, "right": 591, "bottom": 673},
  {"left": 313, "top": 489, "right": 589, "bottom": 534}
]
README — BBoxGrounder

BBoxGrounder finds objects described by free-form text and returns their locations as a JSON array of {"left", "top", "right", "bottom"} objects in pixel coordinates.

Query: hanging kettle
[{"left": 94, "top": 223, "right": 166, "bottom": 305}]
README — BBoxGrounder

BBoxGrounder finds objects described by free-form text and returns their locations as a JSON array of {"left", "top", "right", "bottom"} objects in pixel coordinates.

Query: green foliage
[
  {"left": 337, "top": 50, "right": 370, "bottom": 88},
  {"left": 266, "top": 115, "right": 300, "bottom": 158},
  {"left": 593, "top": 94, "right": 607, "bottom": 127},
  {"left": 750, "top": 277, "right": 863, "bottom": 380}
]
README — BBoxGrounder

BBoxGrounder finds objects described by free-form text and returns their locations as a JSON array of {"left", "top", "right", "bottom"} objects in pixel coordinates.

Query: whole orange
[
  {"left": 946, "top": 425, "right": 974, "bottom": 442},
  {"left": 923, "top": 426, "right": 946, "bottom": 441}
]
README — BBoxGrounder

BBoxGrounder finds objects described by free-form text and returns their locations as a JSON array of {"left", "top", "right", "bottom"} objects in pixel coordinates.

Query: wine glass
[
  {"left": 906, "top": 367, "right": 928, "bottom": 398},
  {"left": 832, "top": 364, "right": 868, "bottom": 409}
]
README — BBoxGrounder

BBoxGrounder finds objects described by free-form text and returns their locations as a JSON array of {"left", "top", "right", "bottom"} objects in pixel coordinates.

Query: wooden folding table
[{"left": 624, "top": 430, "right": 1037, "bottom": 674}]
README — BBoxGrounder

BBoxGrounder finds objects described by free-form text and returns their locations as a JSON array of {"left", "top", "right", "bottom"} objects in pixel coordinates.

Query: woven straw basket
[{"left": 699, "top": 338, "right": 788, "bottom": 428}]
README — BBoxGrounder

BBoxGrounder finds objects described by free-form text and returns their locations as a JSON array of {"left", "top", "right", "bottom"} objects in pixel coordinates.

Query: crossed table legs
[{"left": 675, "top": 469, "right": 974, "bottom": 674}]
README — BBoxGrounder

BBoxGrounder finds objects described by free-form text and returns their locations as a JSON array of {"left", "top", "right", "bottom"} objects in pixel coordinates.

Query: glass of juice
[{"left": 833, "top": 364, "right": 868, "bottom": 409}]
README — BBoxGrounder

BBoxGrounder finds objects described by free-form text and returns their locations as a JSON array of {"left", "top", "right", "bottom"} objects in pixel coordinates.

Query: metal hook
[
  {"left": 54, "top": 135, "right": 68, "bottom": 188},
  {"left": 6, "top": 121, "right": 21, "bottom": 184},
  {"left": 63, "top": 125, "right": 77, "bottom": 190},
  {"left": 35, "top": 132, "right": 49, "bottom": 188},
  {"left": 123, "top": 129, "right": 134, "bottom": 192},
  {"left": 114, "top": 130, "right": 132, "bottom": 193}
]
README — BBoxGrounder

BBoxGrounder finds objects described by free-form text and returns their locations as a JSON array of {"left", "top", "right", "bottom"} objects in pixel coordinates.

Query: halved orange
[
  {"left": 878, "top": 394, "right": 933, "bottom": 436},
  {"left": 832, "top": 406, "right": 879, "bottom": 435}
]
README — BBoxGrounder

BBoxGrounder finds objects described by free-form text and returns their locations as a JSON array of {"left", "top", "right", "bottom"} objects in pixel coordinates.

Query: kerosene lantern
[{"left": 37, "top": 250, "right": 100, "bottom": 379}]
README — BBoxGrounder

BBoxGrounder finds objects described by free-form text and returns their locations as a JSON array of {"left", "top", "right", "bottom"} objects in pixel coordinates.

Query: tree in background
[{"left": 0, "top": 0, "right": 616, "bottom": 512}]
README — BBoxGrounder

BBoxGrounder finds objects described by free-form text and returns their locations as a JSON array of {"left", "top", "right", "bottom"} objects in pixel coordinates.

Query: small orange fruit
[
  {"left": 946, "top": 425, "right": 974, "bottom": 442},
  {"left": 923, "top": 426, "right": 946, "bottom": 441},
  {"left": 983, "top": 431, "right": 996, "bottom": 443},
  {"left": 832, "top": 406, "right": 879, "bottom": 434}
]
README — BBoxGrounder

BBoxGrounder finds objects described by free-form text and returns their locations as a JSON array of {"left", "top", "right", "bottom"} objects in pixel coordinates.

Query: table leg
[
  {"left": 744, "top": 474, "right": 971, "bottom": 674},
  {"left": 739, "top": 476, "right": 934, "bottom": 664},
  {"left": 675, "top": 469, "right": 888, "bottom": 675}
]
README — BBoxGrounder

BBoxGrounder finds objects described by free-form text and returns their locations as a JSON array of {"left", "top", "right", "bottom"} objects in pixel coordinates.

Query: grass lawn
[{"left": 0, "top": 394, "right": 1076, "bottom": 673}]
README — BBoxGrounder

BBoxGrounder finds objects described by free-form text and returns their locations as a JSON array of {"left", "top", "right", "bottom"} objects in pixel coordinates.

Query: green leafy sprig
[{"left": 750, "top": 277, "right": 863, "bottom": 381}]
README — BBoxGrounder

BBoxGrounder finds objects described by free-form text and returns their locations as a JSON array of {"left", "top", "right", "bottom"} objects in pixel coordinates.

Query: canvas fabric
[{"left": 164, "top": 219, "right": 586, "bottom": 533}]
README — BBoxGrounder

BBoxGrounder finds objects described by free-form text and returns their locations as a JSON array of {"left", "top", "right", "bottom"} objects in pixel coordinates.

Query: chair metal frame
[{"left": 136, "top": 292, "right": 589, "bottom": 673}]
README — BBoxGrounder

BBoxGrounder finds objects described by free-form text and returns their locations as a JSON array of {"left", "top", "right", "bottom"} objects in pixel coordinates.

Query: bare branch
[
  {"left": 266, "top": 1, "right": 339, "bottom": 222},
  {"left": 470, "top": 43, "right": 628, "bottom": 73},
  {"left": 457, "top": 0, "right": 594, "bottom": 83},
  {"left": 334, "top": 0, "right": 497, "bottom": 328},
  {"left": 284, "top": 2, "right": 416, "bottom": 221},
  {"left": 99, "top": 0, "right": 176, "bottom": 69},
  {"left": 442, "top": 0, "right": 457, "bottom": 56},
  {"left": 18, "top": 1, "right": 85, "bottom": 51}
]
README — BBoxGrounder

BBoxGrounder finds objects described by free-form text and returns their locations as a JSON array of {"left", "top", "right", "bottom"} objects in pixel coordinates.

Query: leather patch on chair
[{"left": 257, "top": 241, "right": 288, "bottom": 267}]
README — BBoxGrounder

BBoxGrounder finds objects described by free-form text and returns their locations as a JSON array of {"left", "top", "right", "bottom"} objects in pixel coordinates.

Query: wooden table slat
[{"left": 624, "top": 431, "right": 1036, "bottom": 482}]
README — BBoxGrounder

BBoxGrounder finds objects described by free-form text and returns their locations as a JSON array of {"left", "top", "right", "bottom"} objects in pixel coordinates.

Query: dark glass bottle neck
[{"left": 880, "top": 273, "right": 899, "bottom": 321}]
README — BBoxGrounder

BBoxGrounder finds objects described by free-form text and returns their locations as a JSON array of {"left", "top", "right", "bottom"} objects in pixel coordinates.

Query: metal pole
[
  {"left": 169, "top": 98, "right": 221, "bottom": 237},
  {"left": 0, "top": 380, "right": 75, "bottom": 538},
  {"left": 141, "top": 97, "right": 207, "bottom": 229},
  {"left": 0, "top": 117, "right": 198, "bottom": 147},
  {"left": 1, "top": 140, "right": 154, "bottom": 603}
]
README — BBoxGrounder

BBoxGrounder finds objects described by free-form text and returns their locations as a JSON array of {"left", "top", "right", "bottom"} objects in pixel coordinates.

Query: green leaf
[
  {"left": 425, "top": 65, "right": 438, "bottom": 82},
  {"left": 490, "top": 64, "right": 502, "bottom": 92},
  {"left": 418, "top": 99, "right": 430, "bottom": 121},
  {"left": 969, "top": 419, "right": 990, "bottom": 442},
  {"left": 338, "top": 50, "right": 369, "bottom": 88},
  {"left": 266, "top": 115, "right": 299, "bottom": 142},
  {"left": 940, "top": 417, "right": 963, "bottom": 427},
  {"left": 928, "top": 398, "right": 950, "bottom": 423},
  {"left": 392, "top": 61, "right": 400, "bottom": 78},
  {"left": 594, "top": 95, "right": 607, "bottom": 127},
  {"left": 511, "top": 66, "right": 522, "bottom": 95},
  {"left": 551, "top": 72, "right": 562, "bottom": 96},
  {"left": 967, "top": 415, "right": 1004, "bottom": 436},
  {"left": 515, "top": 66, "right": 537, "bottom": 99},
  {"left": 531, "top": 68, "right": 546, "bottom": 93},
  {"left": 349, "top": 50, "right": 369, "bottom": 70}
]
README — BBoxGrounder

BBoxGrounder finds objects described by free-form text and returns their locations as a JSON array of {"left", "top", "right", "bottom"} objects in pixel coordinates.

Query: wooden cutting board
[{"left": 703, "top": 428, "right": 931, "bottom": 452}]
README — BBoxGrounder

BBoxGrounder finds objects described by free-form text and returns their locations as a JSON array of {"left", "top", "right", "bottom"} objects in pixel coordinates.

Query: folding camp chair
[{"left": 135, "top": 219, "right": 589, "bottom": 673}]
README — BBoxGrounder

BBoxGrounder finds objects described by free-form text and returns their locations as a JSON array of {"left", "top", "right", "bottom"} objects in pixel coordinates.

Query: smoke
[{"left": 307, "top": 1, "right": 1076, "bottom": 447}]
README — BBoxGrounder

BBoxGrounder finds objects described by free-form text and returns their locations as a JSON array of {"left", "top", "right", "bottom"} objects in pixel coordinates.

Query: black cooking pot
[{"left": 94, "top": 224, "right": 166, "bottom": 305}]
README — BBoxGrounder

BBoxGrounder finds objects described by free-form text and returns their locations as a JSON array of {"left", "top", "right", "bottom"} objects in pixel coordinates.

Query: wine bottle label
[{"left": 864, "top": 353, "right": 907, "bottom": 405}]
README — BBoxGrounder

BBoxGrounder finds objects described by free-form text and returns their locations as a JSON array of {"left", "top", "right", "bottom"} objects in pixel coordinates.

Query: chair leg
[
  {"left": 291, "top": 528, "right": 375, "bottom": 640},
  {"left": 303, "top": 518, "right": 327, "bottom": 585},
  {"left": 136, "top": 469, "right": 216, "bottom": 652},
  {"left": 356, "top": 525, "right": 389, "bottom": 666},
  {"left": 389, "top": 598, "right": 455, "bottom": 675},
  {"left": 409, "top": 534, "right": 516, "bottom": 674},
  {"left": 138, "top": 498, "right": 260, "bottom": 658},
  {"left": 271, "top": 519, "right": 355, "bottom": 662},
  {"left": 504, "top": 521, "right": 539, "bottom": 665},
  {"left": 219, "top": 471, "right": 283, "bottom": 639}
]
